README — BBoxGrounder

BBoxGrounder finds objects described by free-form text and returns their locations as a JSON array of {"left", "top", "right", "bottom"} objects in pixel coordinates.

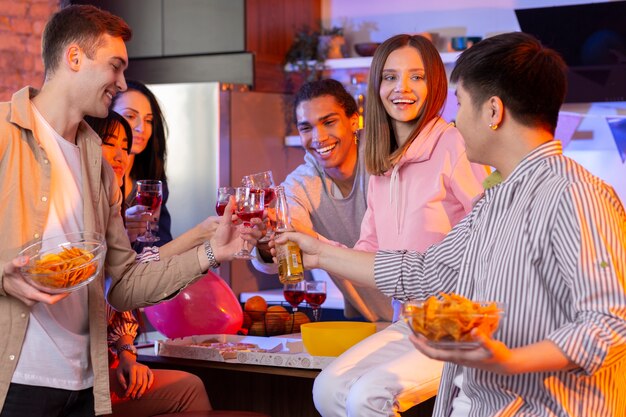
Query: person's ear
[
  {"left": 349, "top": 112, "right": 359, "bottom": 132},
  {"left": 486, "top": 96, "right": 504, "bottom": 130},
  {"left": 66, "top": 44, "right": 82, "bottom": 72}
]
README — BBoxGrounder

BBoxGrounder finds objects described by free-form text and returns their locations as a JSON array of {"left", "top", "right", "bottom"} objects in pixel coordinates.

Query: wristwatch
[
  {"left": 117, "top": 343, "right": 138, "bottom": 357},
  {"left": 204, "top": 241, "right": 221, "bottom": 269}
]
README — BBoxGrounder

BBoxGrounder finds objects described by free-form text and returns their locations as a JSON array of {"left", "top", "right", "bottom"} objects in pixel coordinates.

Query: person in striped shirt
[{"left": 275, "top": 32, "right": 626, "bottom": 417}]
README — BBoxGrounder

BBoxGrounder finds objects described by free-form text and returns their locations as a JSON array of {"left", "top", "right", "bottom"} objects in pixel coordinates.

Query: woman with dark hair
[
  {"left": 88, "top": 111, "right": 264, "bottom": 416},
  {"left": 311, "top": 34, "right": 488, "bottom": 417},
  {"left": 86, "top": 112, "right": 214, "bottom": 416},
  {"left": 111, "top": 79, "right": 172, "bottom": 247},
  {"left": 85, "top": 112, "right": 133, "bottom": 210}
]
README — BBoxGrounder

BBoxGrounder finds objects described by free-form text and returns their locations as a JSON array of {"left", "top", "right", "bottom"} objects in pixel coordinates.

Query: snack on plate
[
  {"left": 191, "top": 340, "right": 265, "bottom": 359},
  {"left": 402, "top": 293, "right": 503, "bottom": 345},
  {"left": 27, "top": 246, "right": 97, "bottom": 289}
]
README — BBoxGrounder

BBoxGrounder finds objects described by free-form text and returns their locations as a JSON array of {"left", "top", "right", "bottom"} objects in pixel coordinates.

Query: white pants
[{"left": 313, "top": 320, "right": 443, "bottom": 417}]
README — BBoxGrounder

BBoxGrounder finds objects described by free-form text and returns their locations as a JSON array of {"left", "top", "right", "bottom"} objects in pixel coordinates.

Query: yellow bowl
[{"left": 301, "top": 321, "right": 376, "bottom": 357}]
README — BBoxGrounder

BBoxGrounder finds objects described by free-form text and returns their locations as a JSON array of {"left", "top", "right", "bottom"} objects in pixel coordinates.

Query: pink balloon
[{"left": 144, "top": 271, "right": 243, "bottom": 338}]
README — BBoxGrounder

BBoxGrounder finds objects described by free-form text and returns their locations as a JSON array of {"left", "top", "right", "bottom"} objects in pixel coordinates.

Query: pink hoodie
[{"left": 355, "top": 117, "right": 487, "bottom": 253}]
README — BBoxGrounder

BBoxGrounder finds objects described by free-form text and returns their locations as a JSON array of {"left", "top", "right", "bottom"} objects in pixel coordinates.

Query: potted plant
[
  {"left": 317, "top": 26, "right": 346, "bottom": 60},
  {"left": 285, "top": 25, "right": 325, "bottom": 84}
]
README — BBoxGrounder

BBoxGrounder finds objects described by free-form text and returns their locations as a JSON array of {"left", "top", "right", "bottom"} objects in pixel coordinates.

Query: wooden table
[
  {"left": 139, "top": 352, "right": 321, "bottom": 417},
  {"left": 138, "top": 352, "right": 434, "bottom": 417}
]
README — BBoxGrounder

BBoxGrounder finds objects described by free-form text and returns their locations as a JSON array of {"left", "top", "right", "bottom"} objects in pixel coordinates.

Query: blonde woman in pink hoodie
[{"left": 312, "top": 34, "right": 488, "bottom": 417}]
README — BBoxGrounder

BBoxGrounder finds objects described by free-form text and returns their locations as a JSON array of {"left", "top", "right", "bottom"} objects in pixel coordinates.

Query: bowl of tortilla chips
[
  {"left": 19, "top": 232, "right": 105, "bottom": 294},
  {"left": 402, "top": 293, "right": 504, "bottom": 349}
]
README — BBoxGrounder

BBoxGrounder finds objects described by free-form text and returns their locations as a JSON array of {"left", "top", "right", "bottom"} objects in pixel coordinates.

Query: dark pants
[{"left": 1, "top": 383, "right": 95, "bottom": 417}]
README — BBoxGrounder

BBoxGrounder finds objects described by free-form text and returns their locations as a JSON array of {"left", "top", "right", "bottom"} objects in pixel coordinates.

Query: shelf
[{"left": 285, "top": 51, "right": 462, "bottom": 72}]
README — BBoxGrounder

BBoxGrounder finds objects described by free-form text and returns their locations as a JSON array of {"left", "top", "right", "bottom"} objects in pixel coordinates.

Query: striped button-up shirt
[{"left": 375, "top": 141, "right": 626, "bottom": 417}]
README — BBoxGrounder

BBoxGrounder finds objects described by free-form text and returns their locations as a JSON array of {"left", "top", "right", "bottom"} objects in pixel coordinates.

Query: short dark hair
[
  {"left": 111, "top": 79, "right": 168, "bottom": 182},
  {"left": 42, "top": 4, "right": 131, "bottom": 77},
  {"left": 85, "top": 111, "right": 133, "bottom": 154},
  {"left": 294, "top": 79, "right": 358, "bottom": 121},
  {"left": 450, "top": 32, "right": 567, "bottom": 134},
  {"left": 365, "top": 34, "right": 448, "bottom": 175}
]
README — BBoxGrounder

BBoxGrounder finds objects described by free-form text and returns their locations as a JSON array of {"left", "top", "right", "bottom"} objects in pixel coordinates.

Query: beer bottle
[{"left": 274, "top": 186, "right": 304, "bottom": 284}]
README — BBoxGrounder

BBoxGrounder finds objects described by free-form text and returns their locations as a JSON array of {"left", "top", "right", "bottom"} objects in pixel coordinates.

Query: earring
[
  {"left": 354, "top": 131, "right": 359, "bottom": 144},
  {"left": 489, "top": 123, "right": 499, "bottom": 130}
]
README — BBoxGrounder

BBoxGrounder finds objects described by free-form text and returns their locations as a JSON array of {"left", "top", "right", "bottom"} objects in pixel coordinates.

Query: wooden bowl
[{"left": 354, "top": 42, "right": 381, "bottom": 57}]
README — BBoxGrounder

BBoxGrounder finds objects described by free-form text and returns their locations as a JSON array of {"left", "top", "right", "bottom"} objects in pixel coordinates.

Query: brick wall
[{"left": 0, "top": 0, "right": 60, "bottom": 101}]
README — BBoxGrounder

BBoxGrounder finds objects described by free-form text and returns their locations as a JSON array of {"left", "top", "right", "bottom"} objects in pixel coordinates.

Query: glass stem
[{"left": 312, "top": 307, "right": 321, "bottom": 322}]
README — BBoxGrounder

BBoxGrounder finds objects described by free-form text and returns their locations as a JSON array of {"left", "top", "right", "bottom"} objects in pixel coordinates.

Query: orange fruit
[
  {"left": 285, "top": 311, "right": 310, "bottom": 333},
  {"left": 267, "top": 305, "right": 289, "bottom": 321},
  {"left": 265, "top": 305, "right": 289, "bottom": 335},
  {"left": 242, "top": 311, "right": 253, "bottom": 329},
  {"left": 244, "top": 296, "right": 268, "bottom": 321},
  {"left": 248, "top": 320, "right": 266, "bottom": 336}
]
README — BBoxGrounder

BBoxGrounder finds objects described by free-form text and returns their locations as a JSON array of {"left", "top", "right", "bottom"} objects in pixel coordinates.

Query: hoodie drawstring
[{"left": 389, "top": 164, "right": 402, "bottom": 234}]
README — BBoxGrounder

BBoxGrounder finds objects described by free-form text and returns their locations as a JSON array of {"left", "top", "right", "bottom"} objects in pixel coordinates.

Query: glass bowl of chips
[
  {"left": 19, "top": 232, "right": 106, "bottom": 294},
  {"left": 402, "top": 293, "right": 504, "bottom": 349}
]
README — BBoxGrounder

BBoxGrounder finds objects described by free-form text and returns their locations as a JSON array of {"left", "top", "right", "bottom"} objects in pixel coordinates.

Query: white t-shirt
[
  {"left": 12, "top": 104, "right": 92, "bottom": 390},
  {"left": 450, "top": 368, "right": 471, "bottom": 417}
]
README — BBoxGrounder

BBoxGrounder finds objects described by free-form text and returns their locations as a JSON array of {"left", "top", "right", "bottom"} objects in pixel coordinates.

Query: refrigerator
[{"left": 146, "top": 82, "right": 304, "bottom": 293}]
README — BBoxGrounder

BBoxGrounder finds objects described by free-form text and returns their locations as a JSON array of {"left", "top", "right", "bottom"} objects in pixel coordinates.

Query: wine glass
[
  {"left": 135, "top": 180, "right": 163, "bottom": 243},
  {"left": 233, "top": 187, "right": 265, "bottom": 259},
  {"left": 283, "top": 281, "right": 306, "bottom": 313},
  {"left": 305, "top": 281, "right": 327, "bottom": 322},
  {"left": 216, "top": 186, "right": 235, "bottom": 216},
  {"left": 242, "top": 170, "right": 276, "bottom": 242}
]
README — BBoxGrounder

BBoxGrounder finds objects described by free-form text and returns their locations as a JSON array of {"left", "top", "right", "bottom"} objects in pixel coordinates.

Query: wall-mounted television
[{"left": 515, "top": 1, "right": 626, "bottom": 103}]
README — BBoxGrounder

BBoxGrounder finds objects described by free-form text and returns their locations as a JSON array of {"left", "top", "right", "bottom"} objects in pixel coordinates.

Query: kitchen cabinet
[
  {"left": 162, "top": 0, "right": 244, "bottom": 56},
  {"left": 71, "top": 0, "right": 162, "bottom": 58},
  {"left": 72, "top": 0, "right": 321, "bottom": 92},
  {"left": 73, "top": 0, "right": 251, "bottom": 84},
  {"left": 72, "top": 0, "right": 245, "bottom": 58}
]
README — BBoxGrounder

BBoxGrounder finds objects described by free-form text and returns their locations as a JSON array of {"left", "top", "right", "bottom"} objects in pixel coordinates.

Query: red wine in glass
[
  {"left": 216, "top": 186, "right": 235, "bottom": 217},
  {"left": 215, "top": 202, "right": 227, "bottom": 216},
  {"left": 263, "top": 187, "right": 276, "bottom": 205},
  {"left": 236, "top": 209, "right": 264, "bottom": 224},
  {"left": 242, "top": 172, "right": 276, "bottom": 243},
  {"left": 305, "top": 281, "right": 327, "bottom": 321},
  {"left": 304, "top": 292, "right": 327, "bottom": 307},
  {"left": 284, "top": 281, "right": 306, "bottom": 330},
  {"left": 233, "top": 187, "right": 264, "bottom": 259},
  {"left": 135, "top": 180, "right": 163, "bottom": 243},
  {"left": 284, "top": 289, "right": 305, "bottom": 308},
  {"left": 137, "top": 192, "right": 162, "bottom": 211}
]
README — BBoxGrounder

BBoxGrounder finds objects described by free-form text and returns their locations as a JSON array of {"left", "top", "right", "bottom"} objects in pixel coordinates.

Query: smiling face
[
  {"left": 101, "top": 122, "right": 131, "bottom": 186},
  {"left": 296, "top": 95, "right": 359, "bottom": 173},
  {"left": 77, "top": 34, "right": 128, "bottom": 118},
  {"left": 112, "top": 89, "right": 153, "bottom": 155},
  {"left": 379, "top": 45, "right": 428, "bottom": 143}
]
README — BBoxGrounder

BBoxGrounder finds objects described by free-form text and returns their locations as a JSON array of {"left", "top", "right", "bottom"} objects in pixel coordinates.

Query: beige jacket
[{"left": 0, "top": 87, "right": 205, "bottom": 415}]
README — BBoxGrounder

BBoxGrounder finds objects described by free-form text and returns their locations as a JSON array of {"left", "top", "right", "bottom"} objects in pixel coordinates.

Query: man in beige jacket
[{"left": 0, "top": 5, "right": 241, "bottom": 416}]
